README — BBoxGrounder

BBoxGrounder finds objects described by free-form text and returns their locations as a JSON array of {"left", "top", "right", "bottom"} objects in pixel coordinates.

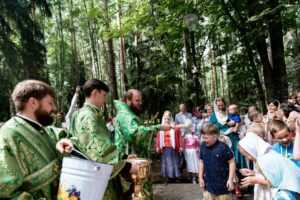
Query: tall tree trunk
[
  {"left": 83, "top": 0, "right": 100, "bottom": 79},
  {"left": 69, "top": 0, "right": 80, "bottom": 84},
  {"left": 247, "top": 0, "right": 274, "bottom": 100},
  {"left": 267, "top": 0, "right": 288, "bottom": 101},
  {"left": 221, "top": 0, "right": 267, "bottom": 112},
  {"left": 134, "top": 33, "right": 143, "bottom": 89},
  {"left": 103, "top": 0, "right": 118, "bottom": 100},
  {"left": 116, "top": 0, "right": 128, "bottom": 93},
  {"left": 210, "top": 42, "right": 216, "bottom": 100}
]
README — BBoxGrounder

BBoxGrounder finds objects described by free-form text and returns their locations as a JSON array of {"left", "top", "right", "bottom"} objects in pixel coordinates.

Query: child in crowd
[
  {"left": 269, "top": 120, "right": 300, "bottom": 168},
  {"left": 239, "top": 132, "right": 300, "bottom": 200},
  {"left": 183, "top": 122, "right": 199, "bottom": 184},
  {"left": 247, "top": 123, "right": 266, "bottom": 140},
  {"left": 199, "top": 123, "right": 236, "bottom": 200},
  {"left": 223, "top": 104, "right": 241, "bottom": 135}
]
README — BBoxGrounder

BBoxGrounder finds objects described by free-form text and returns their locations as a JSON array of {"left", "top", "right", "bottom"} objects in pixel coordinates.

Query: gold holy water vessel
[{"left": 125, "top": 158, "right": 152, "bottom": 200}]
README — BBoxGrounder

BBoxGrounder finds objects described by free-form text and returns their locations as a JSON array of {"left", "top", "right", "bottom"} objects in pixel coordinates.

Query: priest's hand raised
[{"left": 160, "top": 124, "right": 172, "bottom": 131}]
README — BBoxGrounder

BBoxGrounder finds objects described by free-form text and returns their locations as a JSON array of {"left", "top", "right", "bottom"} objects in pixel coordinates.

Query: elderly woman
[
  {"left": 156, "top": 111, "right": 183, "bottom": 182},
  {"left": 239, "top": 132, "right": 300, "bottom": 200}
]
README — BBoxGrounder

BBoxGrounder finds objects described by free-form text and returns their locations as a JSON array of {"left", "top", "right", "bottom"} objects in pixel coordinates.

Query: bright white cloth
[
  {"left": 239, "top": 132, "right": 300, "bottom": 195},
  {"left": 159, "top": 129, "right": 175, "bottom": 149}
]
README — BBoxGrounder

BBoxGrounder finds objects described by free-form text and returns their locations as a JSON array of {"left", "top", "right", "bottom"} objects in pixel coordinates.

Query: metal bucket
[{"left": 57, "top": 157, "right": 113, "bottom": 200}]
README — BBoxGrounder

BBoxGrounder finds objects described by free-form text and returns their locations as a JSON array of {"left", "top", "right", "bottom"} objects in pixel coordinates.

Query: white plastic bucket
[{"left": 57, "top": 157, "right": 113, "bottom": 200}]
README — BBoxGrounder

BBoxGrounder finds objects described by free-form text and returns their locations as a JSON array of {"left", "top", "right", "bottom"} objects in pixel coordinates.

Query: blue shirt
[
  {"left": 200, "top": 140, "right": 234, "bottom": 195},
  {"left": 273, "top": 142, "right": 300, "bottom": 168},
  {"left": 228, "top": 113, "right": 241, "bottom": 123}
]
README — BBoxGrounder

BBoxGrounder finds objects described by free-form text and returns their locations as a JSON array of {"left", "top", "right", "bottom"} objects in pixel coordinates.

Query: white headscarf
[
  {"left": 239, "top": 132, "right": 300, "bottom": 194},
  {"left": 159, "top": 111, "right": 175, "bottom": 149},
  {"left": 213, "top": 97, "right": 228, "bottom": 125},
  {"left": 239, "top": 132, "right": 272, "bottom": 159}
]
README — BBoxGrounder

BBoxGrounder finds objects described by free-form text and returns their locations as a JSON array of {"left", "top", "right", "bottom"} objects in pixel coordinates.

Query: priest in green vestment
[
  {"left": 0, "top": 80, "right": 73, "bottom": 200},
  {"left": 69, "top": 79, "right": 137, "bottom": 200},
  {"left": 114, "top": 89, "right": 171, "bottom": 199}
]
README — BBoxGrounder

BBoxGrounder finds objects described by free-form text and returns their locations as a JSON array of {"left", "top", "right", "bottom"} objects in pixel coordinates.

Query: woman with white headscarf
[
  {"left": 239, "top": 132, "right": 300, "bottom": 200},
  {"left": 156, "top": 111, "right": 183, "bottom": 182}
]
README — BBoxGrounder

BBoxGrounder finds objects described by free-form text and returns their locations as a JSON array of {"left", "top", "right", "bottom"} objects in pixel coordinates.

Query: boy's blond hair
[
  {"left": 247, "top": 123, "right": 266, "bottom": 139},
  {"left": 269, "top": 120, "right": 289, "bottom": 137},
  {"left": 202, "top": 123, "right": 219, "bottom": 135},
  {"left": 228, "top": 104, "right": 238, "bottom": 111}
]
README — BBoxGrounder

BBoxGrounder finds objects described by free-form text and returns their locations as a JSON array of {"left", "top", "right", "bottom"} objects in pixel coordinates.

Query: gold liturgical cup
[{"left": 125, "top": 158, "right": 152, "bottom": 200}]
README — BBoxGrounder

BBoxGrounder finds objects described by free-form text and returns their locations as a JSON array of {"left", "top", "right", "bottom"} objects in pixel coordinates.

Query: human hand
[
  {"left": 199, "top": 178, "right": 205, "bottom": 189},
  {"left": 156, "top": 148, "right": 160, "bottom": 153},
  {"left": 127, "top": 154, "right": 137, "bottom": 159},
  {"left": 241, "top": 176, "right": 257, "bottom": 186},
  {"left": 226, "top": 180, "right": 234, "bottom": 191},
  {"left": 56, "top": 138, "right": 73, "bottom": 154},
  {"left": 239, "top": 168, "right": 255, "bottom": 176},
  {"left": 161, "top": 124, "right": 171, "bottom": 131},
  {"left": 179, "top": 147, "right": 183, "bottom": 152},
  {"left": 227, "top": 120, "right": 235, "bottom": 127},
  {"left": 233, "top": 127, "right": 238, "bottom": 133}
]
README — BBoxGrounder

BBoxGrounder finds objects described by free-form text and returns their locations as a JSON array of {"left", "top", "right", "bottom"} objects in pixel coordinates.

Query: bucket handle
[{"left": 69, "top": 148, "right": 100, "bottom": 171}]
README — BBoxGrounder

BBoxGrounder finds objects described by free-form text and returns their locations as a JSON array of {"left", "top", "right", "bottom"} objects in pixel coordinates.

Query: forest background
[{"left": 0, "top": 0, "right": 300, "bottom": 122}]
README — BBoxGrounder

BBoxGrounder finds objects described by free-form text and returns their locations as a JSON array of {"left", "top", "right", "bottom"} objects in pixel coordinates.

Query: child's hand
[
  {"left": 226, "top": 180, "right": 234, "bottom": 191},
  {"left": 233, "top": 127, "right": 238, "bottom": 133},
  {"left": 198, "top": 178, "right": 205, "bottom": 189},
  {"left": 241, "top": 176, "right": 257, "bottom": 186},
  {"left": 227, "top": 120, "right": 235, "bottom": 127},
  {"left": 239, "top": 168, "right": 254, "bottom": 176}
]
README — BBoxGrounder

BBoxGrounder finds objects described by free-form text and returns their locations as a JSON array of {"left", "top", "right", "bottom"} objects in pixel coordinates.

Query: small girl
[{"left": 183, "top": 119, "right": 199, "bottom": 184}]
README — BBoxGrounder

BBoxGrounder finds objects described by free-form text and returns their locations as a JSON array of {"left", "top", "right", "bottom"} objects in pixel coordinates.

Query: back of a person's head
[
  {"left": 202, "top": 123, "right": 219, "bottom": 135},
  {"left": 12, "top": 79, "right": 55, "bottom": 112},
  {"left": 247, "top": 123, "right": 266, "bottom": 139},
  {"left": 248, "top": 110, "right": 260, "bottom": 122},
  {"left": 268, "top": 119, "right": 289, "bottom": 137},
  {"left": 83, "top": 79, "right": 109, "bottom": 97},
  {"left": 122, "top": 89, "right": 140, "bottom": 102}
]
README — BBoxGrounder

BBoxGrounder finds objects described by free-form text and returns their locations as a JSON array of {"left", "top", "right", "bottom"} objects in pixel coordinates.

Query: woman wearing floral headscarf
[{"left": 239, "top": 132, "right": 300, "bottom": 200}]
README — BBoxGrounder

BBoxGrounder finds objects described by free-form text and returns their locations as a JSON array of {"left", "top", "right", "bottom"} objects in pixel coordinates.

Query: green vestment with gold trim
[
  {"left": 0, "top": 117, "right": 61, "bottom": 200},
  {"left": 69, "top": 103, "right": 128, "bottom": 200}
]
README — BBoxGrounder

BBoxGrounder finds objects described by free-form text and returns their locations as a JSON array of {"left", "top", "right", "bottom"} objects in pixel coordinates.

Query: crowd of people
[
  {"left": 1, "top": 79, "right": 300, "bottom": 200},
  {"left": 154, "top": 96, "right": 300, "bottom": 200}
]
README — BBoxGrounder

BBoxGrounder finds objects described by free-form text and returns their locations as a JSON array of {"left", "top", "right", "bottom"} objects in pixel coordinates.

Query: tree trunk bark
[
  {"left": 69, "top": 0, "right": 80, "bottom": 84},
  {"left": 267, "top": 0, "right": 288, "bottom": 101},
  {"left": 116, "top": 0, "right": 128, "bottom": 93},
  {"left": 103, "top": 0, "right": 118, "bottom": 100}
]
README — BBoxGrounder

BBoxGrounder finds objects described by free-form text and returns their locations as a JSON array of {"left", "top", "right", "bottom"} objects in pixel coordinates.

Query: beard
[
  {"left": 129, "top": 104, "right": 142, "bottom": 116},
  {"left": 34, "top": 107, "right": 54, "bottom": 126}
]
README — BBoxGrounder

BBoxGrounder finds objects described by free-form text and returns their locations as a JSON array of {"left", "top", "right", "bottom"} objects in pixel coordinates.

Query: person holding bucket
[
  {"left": 0, "top": 80, "right": 73, "bottom": 199},
  {"left": 69, "top": 79, "right": 138, "bottom": 200}
]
